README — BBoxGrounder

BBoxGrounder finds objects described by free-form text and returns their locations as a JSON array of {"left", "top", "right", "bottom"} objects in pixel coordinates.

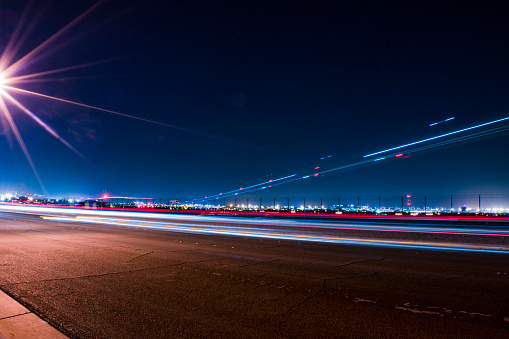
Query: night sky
[{"left": 0, "top": 0, "right": 508, "bottom": 199}]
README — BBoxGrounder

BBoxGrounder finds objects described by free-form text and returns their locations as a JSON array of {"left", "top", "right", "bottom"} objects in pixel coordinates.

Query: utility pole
[
  {"left": 357, "top": 197, "right": 360, "bottom": 211},
  {"left": 378, "top": 196, "right": 381, "bottom": 210},
  {"left": 287, "top": 198, "right": 290, "bottom": 210},
  {"left": 401, "top": 196, "right": 404, "bottom": 211},
  {"left": 450, "top": 195, "right": 453, "bottom": 211},
  {"left": 478, "top": 194, "right": 481, "bottom": 212},
  {"left": 320, "top": 197, "right": 323, "bottom": 209},
  {"left": 424, "top": 195, "right": 427, "bottom": 211}
]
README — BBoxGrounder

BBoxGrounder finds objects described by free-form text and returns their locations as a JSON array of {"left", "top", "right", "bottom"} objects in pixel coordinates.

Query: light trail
[
  {"left": 14, "top": 204, "right": 504, "bottom": 254},
  {"left": 205, "top": 174, "right": 298, "bottom": 200},
  {"left": 401, "top": 125, "right": 509, "bottom": 157},
  {"left": 43, "top": 215, "right": 507, "bottom": 254},
  {"left": 364, "top": 116, "right": 509, "bottom": 158},
  {"left": 206, "top": 116, "right": 509, "bottom": 201},
  {"left": 429, "top": 117, "right": 454, "bottom": 127},
  {"left": 3, "top": 204, "right": 507, "bottom": 232}
]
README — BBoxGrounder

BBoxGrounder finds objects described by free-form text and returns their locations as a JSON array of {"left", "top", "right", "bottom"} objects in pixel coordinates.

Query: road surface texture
[{"left": 0, "top": 207, "right": 508, "bottom": 338}]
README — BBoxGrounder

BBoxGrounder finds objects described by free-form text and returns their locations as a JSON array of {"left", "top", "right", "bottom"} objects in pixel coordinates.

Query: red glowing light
[
  {"left": 395, "top": 153, "right": 403, "bottom": 157},
  {"left": 100, "top": 190, "right": 111, "bottom": 200},
  {"left": 219, "top": 193, "right": 222, "bottom": 195},
  {"left": 269, "top": 179, "right": 272, "bottom": 182},
  {"left": 314, "top": 173, "right": 319, "bottom": 177},
  {"left": 240, "top": 187, "right": 243, "bottom": 190},
  {"left": 315, "top": 166, "right": 320, "bottom": 169}
]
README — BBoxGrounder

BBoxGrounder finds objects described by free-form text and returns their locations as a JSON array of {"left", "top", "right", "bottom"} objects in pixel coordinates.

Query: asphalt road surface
[{"left": 0, "top": 206, "right": 508, "bottom": 338}]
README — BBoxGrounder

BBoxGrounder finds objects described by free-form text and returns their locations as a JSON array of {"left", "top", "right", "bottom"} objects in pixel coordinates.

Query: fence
[{"left": 102, "top": 193, "right": 509, "bottom": 212}]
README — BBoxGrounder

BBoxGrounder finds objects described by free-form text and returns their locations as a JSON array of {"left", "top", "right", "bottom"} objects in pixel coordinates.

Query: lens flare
[{"left": 0, "top": 1, "right": 287, "bottom": 192}]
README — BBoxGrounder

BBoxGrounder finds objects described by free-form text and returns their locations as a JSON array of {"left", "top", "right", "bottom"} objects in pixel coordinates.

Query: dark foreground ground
[{"left": 0, "top": 210, "right": 508, "bottom": 338}]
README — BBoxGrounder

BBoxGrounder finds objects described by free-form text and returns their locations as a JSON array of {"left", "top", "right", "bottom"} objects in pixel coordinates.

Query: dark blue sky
[{"left": 0, "top": 0, "right": 508, "bottom": 198}]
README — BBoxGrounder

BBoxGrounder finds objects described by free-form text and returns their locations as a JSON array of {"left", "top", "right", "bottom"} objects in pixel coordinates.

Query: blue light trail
[
  {"left": 429, "top": 117, "right": 454, "bottom": 127},
  {"left": 200, "top": 115, "right": 509, "bottom": 202},
  {"left": 364, "top": 116, "right": 509, "bottom": 158},
  {"left": 20, "top": 205, "right": 507, "bottom": 255}
]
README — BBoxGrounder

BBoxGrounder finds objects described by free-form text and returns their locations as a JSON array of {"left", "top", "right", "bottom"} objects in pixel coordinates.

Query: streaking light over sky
[
  {"left": 429, "top": 117, "right": 454, "bottom": 127},
  {"left": 0, "top": 1, "right": 507, "bottom": 198},
  {"left": 203, "top": 116, "right": 509, "bottom": 201},
  {"left": 363, "top": 116, "right": 509, "bottom": 158}
]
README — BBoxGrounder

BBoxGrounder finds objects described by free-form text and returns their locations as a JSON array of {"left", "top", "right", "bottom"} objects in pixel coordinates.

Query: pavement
[
  {"left": 0, "top": 208, "right": 508, "bottom": 338},
  {"left": 0, "top": 289, "right": 66, "bottom": 339}
]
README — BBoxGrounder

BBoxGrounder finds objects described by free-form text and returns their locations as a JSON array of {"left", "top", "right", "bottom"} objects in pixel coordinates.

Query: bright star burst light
[
  {"left": 0, "top": 1, "right": 250, "bottom": 194},
  {"left": 0, "top": 1, "right": 119, "bottom": 192}
]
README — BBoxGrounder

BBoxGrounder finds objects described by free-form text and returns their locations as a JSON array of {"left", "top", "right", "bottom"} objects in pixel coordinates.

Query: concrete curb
[{"left": 0, "top": 289, "right": 67, "bottom": 339}]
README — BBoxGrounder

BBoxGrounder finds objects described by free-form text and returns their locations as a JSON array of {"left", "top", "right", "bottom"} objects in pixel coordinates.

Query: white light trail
[
  {"left": 0, "top": 204, "right": 499, "bottom": 254},
  {"left": 208, "top": 119, "right": 509, "bottom": 200},
  {"left": 364, "top": 116, "right": 509, "bottom": 158},
  {"left": 429, "top": 117, "right": 454, "bottom": 127}
]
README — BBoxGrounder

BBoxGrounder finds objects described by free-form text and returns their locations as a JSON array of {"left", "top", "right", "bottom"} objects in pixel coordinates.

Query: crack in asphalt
[
  {"left": 241, "top": 259, "right": 280, "bottom": 267},
  {"left": 271, "top": 290, "right": 324, "bottom": 318},
  {"left": 445, "top": 272, "right": 469, "bottom": 281},
  {"left": 323, "top": 272, "right": 379, "bottom": 289},
  {"left": 272, "top": 267, "right": 381, "bottom": 318},
  {"left": 125, "top": 251, "right": 155, "bottom": 263},
  {"left": 263, "top": 244, "right": 288, "bottom": 249},
  {"left": 251, "top": 273, "right": 269, "bottom": 281},
  {"left": 1, "top": 258, "right": 218, "bottom": 286},
  {"left": 334, "top": 257, "right": 386, "bottom": 268}
]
